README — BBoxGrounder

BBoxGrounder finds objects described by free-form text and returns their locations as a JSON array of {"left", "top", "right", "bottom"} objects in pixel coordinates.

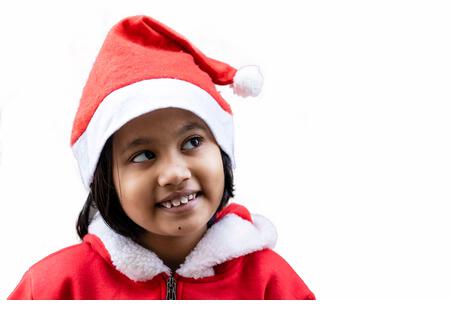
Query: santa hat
[{"left": 71, "top": 15, "right": 263, "bottom": 189}]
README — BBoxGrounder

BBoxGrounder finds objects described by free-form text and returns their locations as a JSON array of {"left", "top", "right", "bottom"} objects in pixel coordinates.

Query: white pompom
[{"left": 232, "top": 65, "right": 263, "bottom": 97}]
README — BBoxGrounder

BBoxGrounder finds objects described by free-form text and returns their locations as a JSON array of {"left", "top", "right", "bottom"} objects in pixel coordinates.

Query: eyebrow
[{"left": 121, "top": 121, "right": 207, "bottom": 154}]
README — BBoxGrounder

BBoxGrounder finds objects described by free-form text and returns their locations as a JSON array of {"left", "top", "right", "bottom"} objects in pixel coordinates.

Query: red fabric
[
  {"left": 215, "top": 202, "right": 253, "bottom": 223},
  {"left": 8, "top": 236, "right": 315, "bottom": 300},
  {"left": 9, "top": 205, "right": 315, "bottom": 300},
  {"left": 71, "top": 15, "right": 235, "bottom": 145}
]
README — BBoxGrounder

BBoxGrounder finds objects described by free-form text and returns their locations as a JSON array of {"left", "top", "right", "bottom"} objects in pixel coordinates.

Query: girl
[{"left": 8, "top": 15, "right": 315, "bottom": 300}]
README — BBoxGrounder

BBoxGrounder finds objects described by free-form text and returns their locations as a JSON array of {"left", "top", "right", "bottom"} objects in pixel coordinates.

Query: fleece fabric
[{"left": 8, "top": 203, "right": 315, "bottom": 300}]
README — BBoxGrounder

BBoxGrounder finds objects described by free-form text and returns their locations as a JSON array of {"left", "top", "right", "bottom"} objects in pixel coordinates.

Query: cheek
[
  {"left": 114, "top": 168, "right": 154, "bottom": 210},
  {"left": 199, "top": 148, "right": 225, "bottom": 200}
]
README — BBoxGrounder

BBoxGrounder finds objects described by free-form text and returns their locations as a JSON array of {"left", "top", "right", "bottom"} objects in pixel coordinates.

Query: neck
[{"left": 138, "top": 227, "right": 207, "bottom": 272}]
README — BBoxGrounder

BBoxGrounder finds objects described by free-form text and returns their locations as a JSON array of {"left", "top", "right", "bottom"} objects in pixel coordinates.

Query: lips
[
  {"left": 157, "top": 192, "right": 199, "bottom": 208},
  {"left": 156, "top": 190, "right": 199, "bottom": 204},
  {"left": 156, "top": 192, "right": 202, "bottom": 213},
  {"left": 156, "top": 191, "right": 202, "bottom": 208}
]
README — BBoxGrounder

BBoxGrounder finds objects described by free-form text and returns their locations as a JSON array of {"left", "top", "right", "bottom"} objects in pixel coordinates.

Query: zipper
[{"left": 166, "top": 275, "right": 177, "bottom": 300}]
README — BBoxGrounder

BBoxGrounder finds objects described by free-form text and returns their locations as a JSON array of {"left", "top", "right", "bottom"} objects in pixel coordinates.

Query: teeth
[
  {"left": 159, "top": 192, "right": 198, "bottom": 209},
  {"left": 162, "top": 202, "right": 171, "bottom": 208}
]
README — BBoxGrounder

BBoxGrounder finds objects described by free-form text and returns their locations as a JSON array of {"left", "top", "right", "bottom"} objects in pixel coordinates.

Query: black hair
[{"left": 76, "top": 135, "right": 235, "bottom": 241}]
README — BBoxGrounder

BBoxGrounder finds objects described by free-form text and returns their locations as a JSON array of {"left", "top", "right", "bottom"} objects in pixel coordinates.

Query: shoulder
[
  {"left": 29, "top": 239, "right": 100, "bottom": 275},
  {"left": 242, "top": 249, "right": 316, "bottom": 300},
  {"left": 9, "top": 238, "right": 107, "bottom": 299},
  {"left": 242, "top": 248, "right": 298, "bottom": 274}
]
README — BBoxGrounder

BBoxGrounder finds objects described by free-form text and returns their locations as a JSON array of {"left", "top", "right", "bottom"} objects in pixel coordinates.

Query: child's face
[{"left": 111, "top": 107, "right": 225, "bottom": 239}]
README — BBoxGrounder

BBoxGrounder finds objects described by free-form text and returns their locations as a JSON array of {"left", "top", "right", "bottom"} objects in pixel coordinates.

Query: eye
[
  {"left": 182, "top": 136, "right": 204, "bottom": 150},
  {"left": 131, "top": 151, "right": 155, "bottom": 163}
]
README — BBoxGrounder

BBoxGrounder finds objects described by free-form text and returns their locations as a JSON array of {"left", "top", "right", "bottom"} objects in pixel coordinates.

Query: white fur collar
[{"left": 88, "top": 212, "right": 277, "bottom": 281}]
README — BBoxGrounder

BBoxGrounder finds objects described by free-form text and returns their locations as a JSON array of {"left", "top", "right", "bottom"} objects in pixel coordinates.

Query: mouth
[{"left": 155, "top": 192, "right": 202, "bottom": 213}]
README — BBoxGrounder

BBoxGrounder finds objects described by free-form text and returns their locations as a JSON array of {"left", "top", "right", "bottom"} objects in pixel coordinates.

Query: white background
[{"left": 0, "top": 0, "right": 449, "bottom": 308}]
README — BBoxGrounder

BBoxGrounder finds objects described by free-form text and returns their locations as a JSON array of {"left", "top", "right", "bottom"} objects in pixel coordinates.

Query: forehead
[{"left": 113, "top": 107, "right": 212, "bottom": 144}]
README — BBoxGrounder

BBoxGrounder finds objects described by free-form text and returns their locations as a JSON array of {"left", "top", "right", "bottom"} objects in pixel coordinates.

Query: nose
[{"left": 156, "top": 158, "right": 192, "bottom": 187}]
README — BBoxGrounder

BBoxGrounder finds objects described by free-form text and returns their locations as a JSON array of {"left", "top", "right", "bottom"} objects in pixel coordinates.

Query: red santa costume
[
  {"left": 9, "top": 203, "right": 315, "bottom": 299},
  {"left": 8, "top": 15, "right": 315, "bottom": 300}
]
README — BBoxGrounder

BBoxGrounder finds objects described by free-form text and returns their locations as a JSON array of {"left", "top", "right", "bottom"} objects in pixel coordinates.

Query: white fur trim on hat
[
  {"left": 88, "top": 212, "right": 277, "bottom": 281},
  {"left": 72, "top": 78, "right": 235, "bottom": 189}
]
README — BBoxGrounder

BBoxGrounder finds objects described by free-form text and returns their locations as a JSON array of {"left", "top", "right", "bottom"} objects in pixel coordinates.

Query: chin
[
  {"left": 176, "top": 211, "right": 215, "bottom": 234},
  {"left": 175, "top": 217, "right": 209, "bottom": 234}
]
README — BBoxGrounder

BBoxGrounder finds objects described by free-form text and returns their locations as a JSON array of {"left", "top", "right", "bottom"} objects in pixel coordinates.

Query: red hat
[{"left": 71, "top": 15, "right": 263, "bottom": 189}]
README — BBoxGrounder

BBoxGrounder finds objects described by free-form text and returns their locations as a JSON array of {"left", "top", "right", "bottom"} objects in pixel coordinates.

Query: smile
[{"left": 156, "top": 192, "right": 201, "bottom": 212}]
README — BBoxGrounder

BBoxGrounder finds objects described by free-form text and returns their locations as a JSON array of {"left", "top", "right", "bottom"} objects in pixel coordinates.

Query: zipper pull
[{"left": 166, "top": 275, "right": 177, "bottom": 300}]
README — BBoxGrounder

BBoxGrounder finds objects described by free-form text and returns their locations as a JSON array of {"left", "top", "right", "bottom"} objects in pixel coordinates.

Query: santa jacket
[{"left": 8, "top": 203, "right": 315, "bottom": 300}]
